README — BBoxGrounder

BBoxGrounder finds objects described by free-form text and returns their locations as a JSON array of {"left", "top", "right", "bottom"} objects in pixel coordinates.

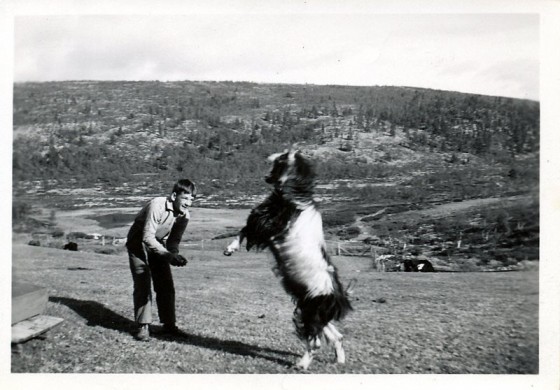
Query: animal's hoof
[
  {"left": 223, "top": 251, "right": 232, "bottom": 256},
  {"left": 296, "top": 355, "right": 312, "bottom": 370}
]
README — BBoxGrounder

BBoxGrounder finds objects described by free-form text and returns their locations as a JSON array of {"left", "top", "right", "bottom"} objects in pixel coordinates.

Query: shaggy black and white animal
[{"left": 224, "top": 149, "right": 353, "bottom": 370}]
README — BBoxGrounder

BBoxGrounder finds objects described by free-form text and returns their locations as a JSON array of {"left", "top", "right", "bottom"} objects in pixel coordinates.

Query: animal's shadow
[{"left": 50, "top": 296, "right": 297, "bottom": 368}]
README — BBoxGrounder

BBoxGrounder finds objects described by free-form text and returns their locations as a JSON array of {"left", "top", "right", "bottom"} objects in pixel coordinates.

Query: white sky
[{"left": 13, "top": 11, "right": 539, "bottom": 100}]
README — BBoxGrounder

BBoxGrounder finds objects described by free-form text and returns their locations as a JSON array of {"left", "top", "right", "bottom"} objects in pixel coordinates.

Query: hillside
[
  {"left": 13, "top": 81, "right": 538, "bottom": 195},
  {"left": 12, "top": 81, "right": 539, "bottom": 272}
]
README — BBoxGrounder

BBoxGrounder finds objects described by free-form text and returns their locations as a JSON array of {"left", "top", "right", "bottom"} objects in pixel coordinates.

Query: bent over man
[{"left": 126, "top": 179, "right": 196, "bottom": 341}]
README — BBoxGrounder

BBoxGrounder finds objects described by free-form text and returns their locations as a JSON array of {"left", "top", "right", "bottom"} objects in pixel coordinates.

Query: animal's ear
[
  {"left": 267, "top": 152, "right": 283, "bottom": 162},
  {"left": 293, "top": 151, "right": 315, "bottom": 178},
  {"left": 287, "top": 144, "right": 300, "bottom": 161},
  {"left": 288, "top": 149, "right": 297, "bottom": 165},
  {"left": 292, "top": 150, "right": 306, "bottom": 164}
]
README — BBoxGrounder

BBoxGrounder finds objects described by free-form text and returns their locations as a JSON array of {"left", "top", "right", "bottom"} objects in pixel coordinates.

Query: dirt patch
[
  {"left": 29, "top": 206, "right": 251, "bottom": 243},
  {"left": 89, "top": 212, "right": 136, "bottom": 229},
  {"left": 389, "top": 195, "right": 531, "bottom": 221}
]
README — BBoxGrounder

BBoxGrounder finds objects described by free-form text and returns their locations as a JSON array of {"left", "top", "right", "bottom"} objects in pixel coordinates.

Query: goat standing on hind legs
[{"left": 224, "top": 149, "right": 353, "bottom": 370}]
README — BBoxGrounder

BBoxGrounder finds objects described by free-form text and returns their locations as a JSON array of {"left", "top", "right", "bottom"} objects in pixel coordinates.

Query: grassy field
[{"left": 11, "top": 243, "right": 538, "bottom": 374}]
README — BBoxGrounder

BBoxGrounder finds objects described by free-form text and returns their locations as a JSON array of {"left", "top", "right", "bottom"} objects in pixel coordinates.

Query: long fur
[{"left": 225, "top": 149, "right": 352, "bottom": 368}]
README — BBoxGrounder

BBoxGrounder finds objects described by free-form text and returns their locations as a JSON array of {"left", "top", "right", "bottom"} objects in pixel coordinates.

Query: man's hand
[{"left": 166, "top": 253, "right": 188, "bottom": 267}]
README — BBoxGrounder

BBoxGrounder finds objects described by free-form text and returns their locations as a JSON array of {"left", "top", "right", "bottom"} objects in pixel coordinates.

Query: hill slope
[{"left": 13, "top": 80, "right": 538, "bottom": 196}]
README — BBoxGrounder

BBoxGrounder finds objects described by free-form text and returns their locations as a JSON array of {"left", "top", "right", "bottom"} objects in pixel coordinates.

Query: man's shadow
[{"left": 50, "top": 296, "right": 297, "bottom": 368}]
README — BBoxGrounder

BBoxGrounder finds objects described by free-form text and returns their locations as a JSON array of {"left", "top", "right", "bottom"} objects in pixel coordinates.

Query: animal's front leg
[
  {"left": 223, "top": 235, "right": 242, "bottom": 256},
  {"left": 323, "top": 322, "right": 345, "bottom": 364}
]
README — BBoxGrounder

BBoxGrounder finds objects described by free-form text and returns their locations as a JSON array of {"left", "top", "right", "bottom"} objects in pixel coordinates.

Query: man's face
[{"left": 172, "top": 192, "right": 194, "bottom": 215}]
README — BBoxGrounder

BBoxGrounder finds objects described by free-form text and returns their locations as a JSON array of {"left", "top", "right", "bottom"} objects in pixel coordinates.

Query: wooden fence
[
  {"left": 179, "top": 239, "right": 388, "bottom": 258},
  {"left": 182, "top": 238, "right": 396, "bottom": 271}
]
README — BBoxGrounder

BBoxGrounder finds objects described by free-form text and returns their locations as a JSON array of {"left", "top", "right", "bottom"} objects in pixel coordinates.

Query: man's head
[{"left": 170, "top": 179, "right": 197, "bottom": 216}]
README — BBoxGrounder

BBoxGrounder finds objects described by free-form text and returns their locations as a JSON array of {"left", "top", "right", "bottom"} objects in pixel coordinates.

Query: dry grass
[{"left": 12, "top": 243, "right": 538, "bottom": 374}]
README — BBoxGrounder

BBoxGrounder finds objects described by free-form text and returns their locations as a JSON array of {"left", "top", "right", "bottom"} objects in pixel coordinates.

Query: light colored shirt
[{"left": 126, "top": 196, "right": 189, "bottom": 256}]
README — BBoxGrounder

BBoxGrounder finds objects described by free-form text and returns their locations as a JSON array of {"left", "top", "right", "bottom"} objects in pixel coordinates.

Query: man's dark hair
[{"left": 173, "top": 179, "right": 197, "bottom": 197}]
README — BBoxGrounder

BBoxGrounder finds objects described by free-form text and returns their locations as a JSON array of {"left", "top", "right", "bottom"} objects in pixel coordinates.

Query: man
[{"left": 126, "top": 179, "right": 196, "bottom": 341}]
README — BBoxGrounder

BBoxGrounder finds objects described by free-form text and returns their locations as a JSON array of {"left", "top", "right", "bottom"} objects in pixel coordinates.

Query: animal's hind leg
[
  {"left": 293, "top": 308, "right": 320, "bottom": 370},
  {"left": 296, "top": 336, "right": 321, "bottom": 370},
  {"left": 323, "top": 322, "right": 345, "bottom": 364}
]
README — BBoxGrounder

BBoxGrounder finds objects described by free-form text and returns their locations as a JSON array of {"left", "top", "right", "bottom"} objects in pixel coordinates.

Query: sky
[{"left": 13, "top": 12, "right": 540, "bottom": 100}]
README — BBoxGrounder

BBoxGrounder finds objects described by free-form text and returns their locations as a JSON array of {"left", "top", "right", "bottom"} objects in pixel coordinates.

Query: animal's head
[{"left": 265, "top": 149, "right": 316, "bottom": 196}]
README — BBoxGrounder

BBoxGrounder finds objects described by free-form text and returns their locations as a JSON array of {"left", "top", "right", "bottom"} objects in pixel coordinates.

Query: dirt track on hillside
[{"left": 354, "top": 194, "right": 534, "bottom": 240}]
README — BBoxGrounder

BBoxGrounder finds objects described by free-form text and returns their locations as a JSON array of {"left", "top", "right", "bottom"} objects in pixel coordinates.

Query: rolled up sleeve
[{"left": 166, "top": 211, "right": 189, "bottom": 254}]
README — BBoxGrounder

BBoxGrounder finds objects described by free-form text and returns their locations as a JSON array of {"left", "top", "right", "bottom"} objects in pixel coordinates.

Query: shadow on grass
[
  {"left": 50, "top": 296, "right": 136, "bottom": 332},
  {"left": 50, "top": 296, "right": 297, "bottom": 368},
  {"left": 153, "top": 328, "right": 298, "bottom": 367}
]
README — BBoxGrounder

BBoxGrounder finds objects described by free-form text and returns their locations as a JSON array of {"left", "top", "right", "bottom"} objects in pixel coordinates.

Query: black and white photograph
[{"left": 2, "top": 0, "right": 559, "bottom": 388}]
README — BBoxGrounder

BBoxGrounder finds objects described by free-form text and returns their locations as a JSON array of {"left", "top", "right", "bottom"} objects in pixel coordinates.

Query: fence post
[{"left": 337, "top": 243, "right": 340, "bottom": 256}]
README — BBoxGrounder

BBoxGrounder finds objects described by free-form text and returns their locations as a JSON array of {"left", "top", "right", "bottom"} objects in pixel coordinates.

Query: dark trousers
[{"left": 128, "top": 244, "right": 175, "bottom": 325}]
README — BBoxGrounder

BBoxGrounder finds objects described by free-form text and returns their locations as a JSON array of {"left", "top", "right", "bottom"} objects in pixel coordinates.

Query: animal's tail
[
  {"left": 334, "top": 290, "right": 353, "bottom": 322},
  {"left": 295, "top": 291, "right": 352, "bottom": 341}
]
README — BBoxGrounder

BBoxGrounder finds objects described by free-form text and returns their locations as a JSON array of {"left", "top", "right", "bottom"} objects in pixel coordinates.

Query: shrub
[
  {"left": 28, "top": 240, "right": 41, "bottom": 246},
  {"left": 68, "top": 232, "right": 88, "bottom": 239},
  {"left": 323, "top": 209, "right": 356, "bottom": 228},
  {"left": 13, "top": 201, "right": 31, "bottom": 221},
  {"left": 337, "top": 226, "right": 361, "bottom": 240},
  {"left": 52, "top": 230, "right": 65, "bottom": 238},
  {"left": 454, "top": 257, "right": 480, "bottom": 272}
]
